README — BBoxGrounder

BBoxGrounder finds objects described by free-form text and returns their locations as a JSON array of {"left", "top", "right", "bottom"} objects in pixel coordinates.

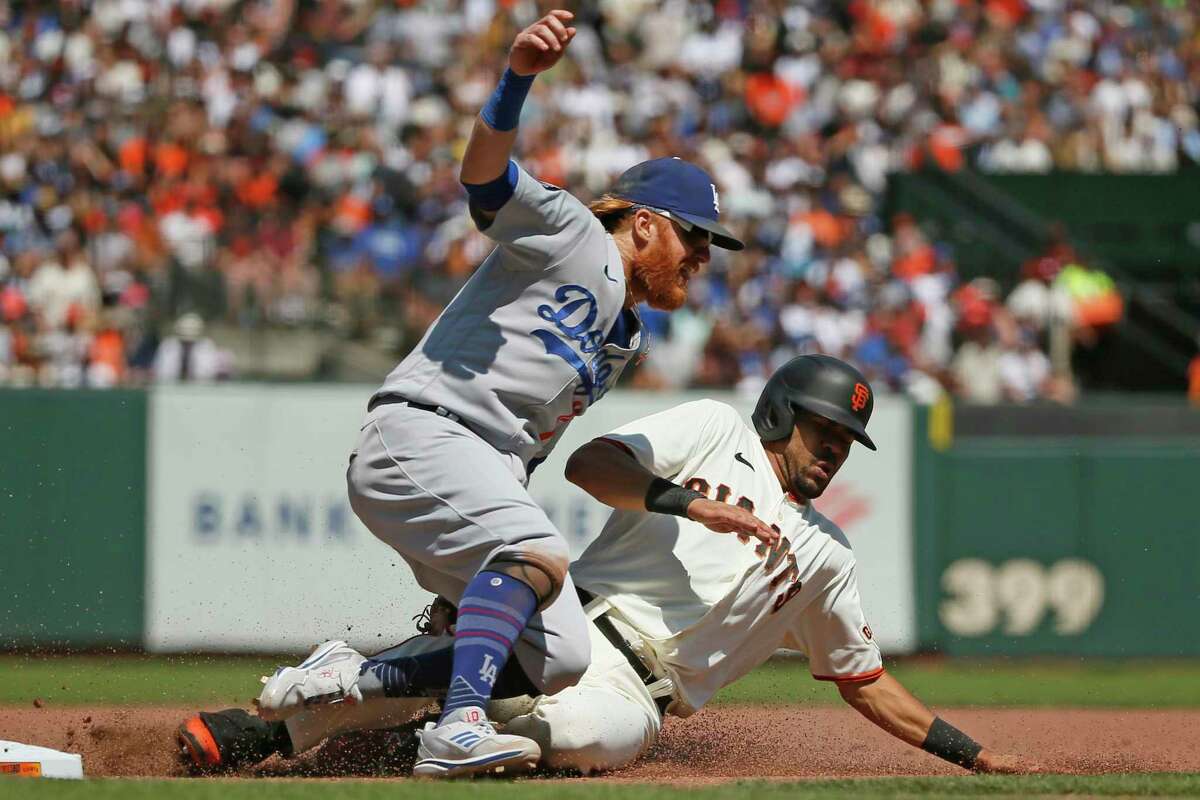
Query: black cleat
[{"left": 177, "top": 708, "right": 288, "bottom": 774}]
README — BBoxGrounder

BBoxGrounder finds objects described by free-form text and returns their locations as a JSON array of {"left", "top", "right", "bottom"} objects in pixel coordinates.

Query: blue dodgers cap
[{"left": 610, "top": 157, "right": 744, "bottom": 251}]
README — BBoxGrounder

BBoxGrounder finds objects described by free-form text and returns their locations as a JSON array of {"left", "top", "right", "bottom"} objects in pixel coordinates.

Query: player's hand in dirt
[
  {"left": 686, "top": 498, "right": 780, "bottom": 546},
  {"left": 973, "top": 749, "right": 1044, "bottom": 774},
  {"left": 509, "top": 10, "right": 576, "bottom": 76}
]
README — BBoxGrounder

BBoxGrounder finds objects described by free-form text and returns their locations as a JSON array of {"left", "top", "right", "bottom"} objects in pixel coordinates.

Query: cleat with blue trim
[{"left": 412, "top": 706, "right": 540, "bottom": 778}]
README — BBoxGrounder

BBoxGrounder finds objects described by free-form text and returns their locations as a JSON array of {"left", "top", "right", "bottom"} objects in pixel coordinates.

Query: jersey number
[
  {"left": 760, "top": 526, "right": 802, "bottom": 613},
  {"left": 683, "top": 478, "right": 803, "bottom": 613}
]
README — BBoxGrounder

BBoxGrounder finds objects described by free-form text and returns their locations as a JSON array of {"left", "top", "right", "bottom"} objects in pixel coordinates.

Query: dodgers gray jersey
[{"left": 377, "top": 164, "right": 647, "bottom": 471}]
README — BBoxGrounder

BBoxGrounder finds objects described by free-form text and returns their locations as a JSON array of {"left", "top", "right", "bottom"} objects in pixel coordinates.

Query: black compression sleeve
[
  {"left": 921, "top": 717, "right": 983, "bottom": 769},
  {"left": 644, "top": 477, "right": 705, "bottom": 517}
]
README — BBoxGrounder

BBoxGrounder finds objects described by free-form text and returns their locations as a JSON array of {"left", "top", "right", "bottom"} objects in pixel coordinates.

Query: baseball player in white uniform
[
  {"left": 178, "top": 9, "right": 770, "bottom": 780},
  {"left": 178, "top": 356, "right": 1035, "bottom": 776},
  {"left": 493, "top": 355, "right": 1033, "bottom": 773}
]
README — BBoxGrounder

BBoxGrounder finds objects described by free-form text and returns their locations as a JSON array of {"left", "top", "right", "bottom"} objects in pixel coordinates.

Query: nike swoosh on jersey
[
  {"left": 603, "top": 264, "right": 618, "bottom": 283},
  {"left": 734, "top": 452, "right": 754, "bottom": 470}
]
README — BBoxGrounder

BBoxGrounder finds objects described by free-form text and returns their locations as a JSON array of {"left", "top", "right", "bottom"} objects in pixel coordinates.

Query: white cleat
[
  {"left": 255, "top": 640, "right": 366, "bottom": 721},
  {"left": 413, "top": 707, "right": 540, "bottom": 778}
]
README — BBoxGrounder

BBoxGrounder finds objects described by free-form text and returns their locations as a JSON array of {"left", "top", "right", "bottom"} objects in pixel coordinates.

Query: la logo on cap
[{"left": 711, "top": 184, "right": 720, "bottom": 213}]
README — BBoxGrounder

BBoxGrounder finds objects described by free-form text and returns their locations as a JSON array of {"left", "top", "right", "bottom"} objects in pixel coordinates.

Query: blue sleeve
[{"left": 463, "top": 160, "right": 518, "bottom": 212}]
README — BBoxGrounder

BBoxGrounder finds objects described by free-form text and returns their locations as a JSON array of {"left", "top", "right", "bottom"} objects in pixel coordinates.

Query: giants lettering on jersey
[{"left": 684, "top": 477, "right": 803, "bottom": 614}]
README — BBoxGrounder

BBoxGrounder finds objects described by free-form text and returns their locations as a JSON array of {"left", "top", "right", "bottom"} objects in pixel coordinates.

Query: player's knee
[
  {"left": 540, "top": 734, "right": 615, "bottom": 774},
  {"left": 507, "top": 684, "right": 657, "bottom": 774},
  {"left": 538, "top": 638, "right": 590, "bottom": 696},
  {"left": 488, "top": 541, "right": 569, "bottom": 611},
  {"left": 544, "top": 741, "right": 643, "bottom": 774},
  {"left": 538, "top": 671, "right": 583, "bottom": 698},
  {"left": 527, "top": 600, "right": 591, "bottom": 696},
  {"left": 534, "top": 713, "right": 651, "bottom": 774},
  {"left": 345, "top": 457, "right": 374, "bottom": 521}
]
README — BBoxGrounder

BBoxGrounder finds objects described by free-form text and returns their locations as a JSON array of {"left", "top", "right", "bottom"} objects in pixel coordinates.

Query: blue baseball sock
[
  {"left": 356, "top": 643, "right": 539, "bottom": 699},
  {"left": 438, "top": 570, "right": 537, "bottom": 723},
  {"left": 357, "top": 648, "right": 453, "bottom": 698}
]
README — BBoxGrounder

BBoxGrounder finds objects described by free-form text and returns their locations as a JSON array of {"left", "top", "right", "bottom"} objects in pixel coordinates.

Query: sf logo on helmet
[{"left": 850, "top": 382, "right": 870, "bottom": 412}]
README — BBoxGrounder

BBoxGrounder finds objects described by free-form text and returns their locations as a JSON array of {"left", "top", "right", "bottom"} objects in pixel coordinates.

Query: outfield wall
[
  {"left": 0, "top": 386, "right": 914, "bottom": 654},
  {"left": 144, "top": 387, "right": 915, "bottom": 654},
  {"left": 4, "top": 387, "right": 1197, "bottom": 658},
  {"left": 912, "top": 402, "right": 1200, "bottom": 657},
  {"left": 144, "top": 385, "right": 424, "bottom": 652},
  {"left": 0, "top": 390, "right": 146, "bottom": 648}
]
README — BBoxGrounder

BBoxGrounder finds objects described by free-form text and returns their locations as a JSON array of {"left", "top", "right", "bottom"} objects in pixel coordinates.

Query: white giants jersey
[{"left": 571, "top": 400, "right": 883, "bottom": 713}]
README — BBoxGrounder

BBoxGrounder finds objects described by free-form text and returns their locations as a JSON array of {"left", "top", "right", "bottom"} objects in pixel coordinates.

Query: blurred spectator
[
  {"left": 1008, "top": 249, "right": 1074, "bottom": 379},
  {"left": 951, "top": 322, "right": 1004, "bottom": 405},
  {"left": 87, "top": 309, "right": 128, "bottom": 388},
  {"left": 998, "top": 325, "right": 1053, "bottom": 403},
  {"left": 2, "top": 0, "right": 1188, "bottom": 399},
  {"left": 153, "top": 313, "right": 225, "bottom": 383},
  {"left": 1058, "top": 262, "right": 1125, "bottom": 330}
]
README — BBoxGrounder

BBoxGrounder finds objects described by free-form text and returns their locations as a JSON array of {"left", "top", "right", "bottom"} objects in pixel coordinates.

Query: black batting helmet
[{"left": 752, "top": 355, "right": 877, "bottom": 450}]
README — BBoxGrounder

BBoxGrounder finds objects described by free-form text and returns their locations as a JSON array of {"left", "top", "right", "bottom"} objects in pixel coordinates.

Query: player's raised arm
[
  {"left": 566, "top": 439, "right": 779, "bottom": 546},
  {"left": 459, "top": 9, "right": 576, "bottom": 204},
  {"left": 836, "top": 672, "right": 1041, "bottom": 774}
]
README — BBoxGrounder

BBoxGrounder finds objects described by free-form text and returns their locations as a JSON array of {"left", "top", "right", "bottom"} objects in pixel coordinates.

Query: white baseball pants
[{"left": 285, "top": 625, "right": 661, "bottom": 773}]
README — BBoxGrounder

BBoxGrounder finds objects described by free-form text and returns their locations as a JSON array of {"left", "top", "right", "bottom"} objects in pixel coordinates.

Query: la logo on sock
[{"left": 479, "top": 654, "right": 498, "bottom": 686}]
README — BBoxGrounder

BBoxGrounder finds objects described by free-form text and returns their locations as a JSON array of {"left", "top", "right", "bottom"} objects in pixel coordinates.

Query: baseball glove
[{"left": 412, "top": 595, "right": 457, "bottom": 636}]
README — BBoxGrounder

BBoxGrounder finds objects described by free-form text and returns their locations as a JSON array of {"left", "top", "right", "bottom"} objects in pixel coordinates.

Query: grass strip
[
  {"left": 4, "top": 773, "right": 1200, "bottom": 799},
  {"left": 3, "top": 655, "right": 1200, "bottom": 709}
]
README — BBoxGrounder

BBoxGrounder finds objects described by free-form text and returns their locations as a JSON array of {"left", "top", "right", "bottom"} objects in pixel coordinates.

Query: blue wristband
[{"left": 481, "top": 68, "right": 535, "bottom": 132}]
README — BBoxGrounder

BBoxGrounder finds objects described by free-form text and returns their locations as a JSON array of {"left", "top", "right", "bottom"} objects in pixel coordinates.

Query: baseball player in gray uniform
[{"left": 178, "top": 9, "right": 775, "bottom": 779}]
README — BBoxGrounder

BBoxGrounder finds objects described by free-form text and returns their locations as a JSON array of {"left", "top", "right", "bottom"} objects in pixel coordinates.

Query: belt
[
  {"left": 577, "top": 587, "right": 673, "bottom": 717},
  {"left": 368, "top": 394, "right": 463, "bottom": 425}
]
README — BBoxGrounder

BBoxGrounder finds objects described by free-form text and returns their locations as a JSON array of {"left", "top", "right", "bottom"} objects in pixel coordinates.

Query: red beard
[{"left": 632, "top": 245, "right": 688, "bottom": 311}]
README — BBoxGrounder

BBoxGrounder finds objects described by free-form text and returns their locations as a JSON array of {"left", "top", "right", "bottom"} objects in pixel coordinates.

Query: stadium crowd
[{"left": 0, "top": 0, "right": 1195, "bottom": 401}]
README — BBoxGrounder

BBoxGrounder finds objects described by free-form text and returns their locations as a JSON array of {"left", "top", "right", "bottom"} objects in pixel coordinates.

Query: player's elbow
[
  {"left": 564, "top": 447, "right": 592, "bottom": 489},
  {"left": 837, "top": 679, "right": 870, "bottom": 709}
]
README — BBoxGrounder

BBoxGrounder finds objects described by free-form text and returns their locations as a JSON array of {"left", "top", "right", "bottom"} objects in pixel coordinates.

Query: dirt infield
[{"left": 2, "top": 704, "right": 1196, "bottom": 780}]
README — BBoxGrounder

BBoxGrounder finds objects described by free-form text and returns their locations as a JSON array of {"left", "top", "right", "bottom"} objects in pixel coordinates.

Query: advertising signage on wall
[
  {"left": 146, "top": 386, "right": 917, "bottom": 654},
  {"left": 145, "top": 386, "right": 426, "bottom": 653},
  {"left": 913, "top": 416, "right": 1200, "bottom": 657},
  {"left": 189, "top": 491, "right": 356, "bottom": 543}
]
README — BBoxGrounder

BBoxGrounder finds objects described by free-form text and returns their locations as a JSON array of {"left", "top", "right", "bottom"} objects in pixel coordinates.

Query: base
[{"left": 0, "top": 741, "right": 84, "bottom": 779}]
